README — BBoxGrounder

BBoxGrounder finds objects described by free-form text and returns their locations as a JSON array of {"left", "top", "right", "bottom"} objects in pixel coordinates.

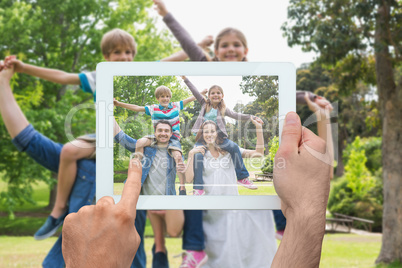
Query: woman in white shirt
[{"left": 186, "top": 118, "right": 277, "bottom": 268}]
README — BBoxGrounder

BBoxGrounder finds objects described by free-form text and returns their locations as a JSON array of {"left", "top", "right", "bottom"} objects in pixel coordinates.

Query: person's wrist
[
  {"left": 316, "top": 110, "right": 331, "bottom": 122},
  {"left": 18, "top": 63, "right": 25, "bottom": 73},
  {"left": 161, "top": 10, "right": 168, "bottom": 17},
  {"left": 0, "top": 77, "right": 11, "bottom": 85},
  {"left": 286, "top": 207, "right": 326, "bottom": 232}
]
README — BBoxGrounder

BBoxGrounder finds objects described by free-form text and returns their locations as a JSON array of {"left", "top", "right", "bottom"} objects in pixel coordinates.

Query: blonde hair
[
  {"left": 205, "top": 85, "right": 226, "bottom": 117},
  {"left": 195, "top": 121, "right": 225, "bottom": 154},
  {"left": 213, "top": 27, "right": 248, "bottom": 62},
  {"left": 155, "top": 86, "right": 172, "bottom": 99},
  {"left": 101, "top": 29, "right": 137, "bottom": 57}
]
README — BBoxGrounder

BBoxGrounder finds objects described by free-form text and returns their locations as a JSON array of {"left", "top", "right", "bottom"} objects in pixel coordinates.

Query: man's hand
[
  {"left": 250, "top": 116, "right": 263, "bottom": 129},
  {"left": 200, "top": 88, "right": 208, "bottom": 96},
  {"left": 153, "top": 0, "right": 168, "bottom": 17},
  {"left": 198, "top": 35, "right": 214, "bottom": 48},
  {"left": 62, "top": 159, "right": 143, "bottom": 268},
  {"left": 271, "top": 112, "right": 331, "bottom": 267},
  {"left": 273, "top": 112, "right": 330, "bottom": 219},
  {"left": 113, "top": 98, "right": 120, "bottom": 107},
  {"left": 0, "top": 59, "right": 15, "bottom": 83},
  {"left": 3, "top": 55, "right": 25, "bottom": 73},
  {"left": 306, "top": 92, "right": 333, "bottom": 120}
]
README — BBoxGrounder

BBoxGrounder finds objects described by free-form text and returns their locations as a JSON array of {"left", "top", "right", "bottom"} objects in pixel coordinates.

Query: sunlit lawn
[
  {"left": 113, "top": 157, "right": 277, "bottom": 195},
  {"left": 0, "top": 234, "right": 388, "bottom": 268},
  {"left": 1, "top": 167, "right": 398, "bottom": 268}
]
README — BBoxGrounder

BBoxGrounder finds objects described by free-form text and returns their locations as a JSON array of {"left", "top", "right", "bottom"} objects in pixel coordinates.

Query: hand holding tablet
[
  {"left": 63, "top": 112, "right": 330, "bottom": 268},
  {"left": 62, "top": 158, "right": 142, "bottom": 268}
]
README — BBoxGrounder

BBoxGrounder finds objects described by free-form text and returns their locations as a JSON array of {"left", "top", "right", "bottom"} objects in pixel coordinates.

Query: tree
[
  {"left": 0, "top": 0, "right": 177, "bottom": 215},
  {"left": 239, "top": 75, "right": 279, "bottom": 152},
  {"left": 282, "top": 0, "right": 401, "bottom": 263}
]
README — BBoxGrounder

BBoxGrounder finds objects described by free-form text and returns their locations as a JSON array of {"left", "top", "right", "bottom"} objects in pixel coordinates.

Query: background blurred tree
[
  {"left": 0, "top": 0, "right": 177, "bottom": 215},
  {"left": 282, "top": 0, "right": 401, "bottom": 263},
  {"left": 239, "top": 75, "right": 278, "bottom": 152},
  {"left": 328, "top": 136, "right": 383, "bottom": 231}
]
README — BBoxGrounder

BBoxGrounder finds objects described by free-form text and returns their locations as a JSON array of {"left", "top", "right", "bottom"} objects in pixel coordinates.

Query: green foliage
[
  {"left": 296, "top": 63, "right": 333, "bottom": 134},
  {"left": 261, "top": 136, "right": 279, "bottom": 174},
  {"left": 240, "top": 76, "right": 278, "bottom": 121},
  {"left": 238, "top": 76, "right": 279, "bottom": 151},
  {"left": 343, "top": 136, "right": 382, "bottom": 174},
  {"left": 180, "top": 135, "right": 196, "bottom": 159},
  {"left": 0, "top": 0, "right": 177, "bottom": 215},
  {"left": 328, "top": 137, "right": 383, "bottom": 231}
]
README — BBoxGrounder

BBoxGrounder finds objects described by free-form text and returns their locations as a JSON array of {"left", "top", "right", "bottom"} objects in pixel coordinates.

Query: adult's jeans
[{"left": 182, "top": 210, "right": 204, "bottom": 251}]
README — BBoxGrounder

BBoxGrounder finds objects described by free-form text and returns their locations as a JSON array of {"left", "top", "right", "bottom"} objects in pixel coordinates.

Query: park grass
[
  {"left": 0, "top": 234, "right": 392, "bottom": 268},
  {"left": 113, "top": 156, "right": 277, "bottom": 195},
  {"left": 114, "top": 181, "right": 277, "bottom": 196},
  {"left": 320, "top": 234, "right": 382, "bottom": 268},
  {"left": 2, "top": 164, "right": 398, "bottom": 268},
  {"left": 0, "top": 180, "right": 51, "bottom": 212}
]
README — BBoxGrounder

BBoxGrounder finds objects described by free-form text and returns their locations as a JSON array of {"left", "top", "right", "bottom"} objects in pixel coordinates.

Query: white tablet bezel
[{"left": 96, "top": 62, "right": 295, "bottom": 209}]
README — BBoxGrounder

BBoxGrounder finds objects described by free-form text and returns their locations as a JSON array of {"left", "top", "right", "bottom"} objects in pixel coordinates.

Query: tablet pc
[{"left": 96, "top": 62, "right": 295, "bottom": 209}]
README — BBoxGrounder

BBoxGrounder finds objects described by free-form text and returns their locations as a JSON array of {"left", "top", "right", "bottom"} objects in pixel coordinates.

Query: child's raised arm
[
  {"left": 182, "top": 88, "right": 207, "bottom": 106},
  {"left": 160, "top": 36, "right": 214, "bottom": 62},
  {"left": 304, "top": 93, "right": 334, "bottom": 179},
  {"left": 114, "top": 99, "right": 145, "bottom": 112},
  {"left": 241, "top": 117, "right": 265, "bottom": 158},
  {"left": 225, "top": 108, "right": 264, "bottom": 124},
  {"left": 154, "top": 0, "right": 207, "bottom": 61},
  {"left": 182, "top": 95, "right": 196, "bottom": 106},
  {"left": 4, "top": 55, "right": 80, "bottom": 85},
  {"left": 181, "top": 76, "right": 206, "bottom": 104}
]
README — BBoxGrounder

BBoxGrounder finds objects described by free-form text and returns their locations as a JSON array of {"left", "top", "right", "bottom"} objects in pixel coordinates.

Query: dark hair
[{"left": 154, "top": 120, "right": 173, "bottom": 133}]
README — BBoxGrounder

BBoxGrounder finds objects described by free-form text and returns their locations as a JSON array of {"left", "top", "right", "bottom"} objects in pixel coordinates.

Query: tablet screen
[
  {"left": 96, "top": 62, "right": 294, "bottom": 209},
  {"left": 113, "top": 75, "right": 278, "bottom": 197}
]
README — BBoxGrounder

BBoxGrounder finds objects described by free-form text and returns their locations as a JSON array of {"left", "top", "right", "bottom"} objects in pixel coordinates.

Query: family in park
[{"left": 0, "top": 0, "right": 334, "bottom": 267}]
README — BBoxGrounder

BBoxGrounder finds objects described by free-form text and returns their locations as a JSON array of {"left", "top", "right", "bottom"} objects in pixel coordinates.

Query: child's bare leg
[
  {"left": 165, "top": 210, "right": 184, "bottom": 237},
  {"left": 51, "top": 140, "right": 95, "bottom": 218},
  {"left": 0, "top": 68, "right": 29, "bottom": 138},
  {"left": 134, "top": 138, "right": 152, "bottom": 159},
  {"left": 148, "top": 211, "right": 167, "bottom": 253},
  {"left": 172, "top": 150, "right": 185, "bottom": 191}
]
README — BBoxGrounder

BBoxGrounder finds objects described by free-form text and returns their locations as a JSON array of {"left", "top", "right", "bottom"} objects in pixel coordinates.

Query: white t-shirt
[{"left": 202, "top": 148, "right": 277, "bottom": 268}]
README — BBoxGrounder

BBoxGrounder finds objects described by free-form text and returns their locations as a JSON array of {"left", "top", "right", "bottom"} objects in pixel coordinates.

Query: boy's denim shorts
[
  {"left": 11, "top": 124, "right": 96, "bottom": 206},
  {"left": 12, "top": 124, "right": 62, "bottom": 173}
]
